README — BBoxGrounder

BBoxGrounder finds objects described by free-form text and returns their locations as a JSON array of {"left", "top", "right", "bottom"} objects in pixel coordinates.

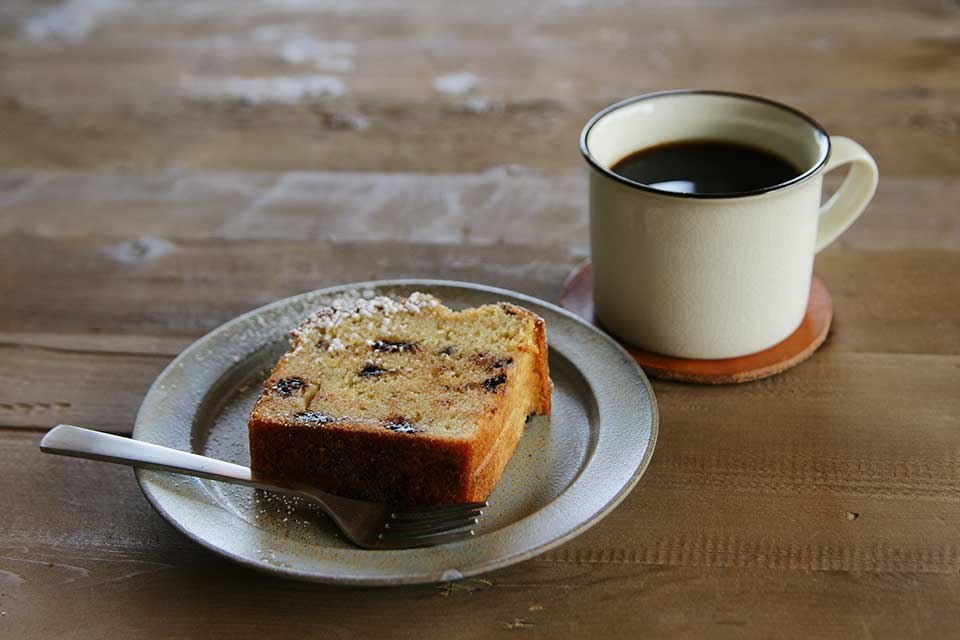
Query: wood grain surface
[{"left": 1, "top": 0, "right": 958, "bottom": 638}]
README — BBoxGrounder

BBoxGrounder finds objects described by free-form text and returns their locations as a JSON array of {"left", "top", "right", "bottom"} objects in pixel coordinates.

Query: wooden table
[{"left": 2, "top": 1, "right": 958, "bottom": 637}]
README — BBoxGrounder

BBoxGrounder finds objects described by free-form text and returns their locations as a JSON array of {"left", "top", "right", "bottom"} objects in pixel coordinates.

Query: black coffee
[{"left": 610, "top": 140, "right": 801, "bottom": 195}]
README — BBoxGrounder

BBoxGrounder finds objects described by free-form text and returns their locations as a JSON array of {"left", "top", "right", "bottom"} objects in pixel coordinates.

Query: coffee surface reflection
[{"left": 610, "top": 140, "right": 801, "bottom": 195}]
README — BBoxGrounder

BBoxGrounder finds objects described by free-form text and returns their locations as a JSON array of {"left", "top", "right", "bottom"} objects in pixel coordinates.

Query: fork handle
[{"left": 40, "top": 424, "right": 298, "bottom": 494}]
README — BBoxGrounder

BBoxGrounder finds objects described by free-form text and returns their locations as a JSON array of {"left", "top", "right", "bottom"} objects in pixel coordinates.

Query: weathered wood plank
[
  {"left": 4, "top": 337, "right": 957, "bottom": 437},
  {"left": 6, "top": 350, "right": 958, "bottom": 556},
  {"left": 815, "top": 250, "right": 960, "bottom": 355},
  {"left": 0, "top": 235, "right": 580, "bottom": 337},
  {"left": 2, "top": 545, "right": 958, "bottom": 639},
  {"left": 2, "top": 425, "right": 958, "bottom": 638},
  {"left": 0, "top": 335, "right": 187, "bottom": 430},
  {"left": 0, "top": 235, "right": 577, "bottom": 430},
  {"left": 2, "top": 235, "right": 957, "bottom": 354},
  {"left": 0, "top": 95, "right": 957, "bottom": 178},
  {"left": 0, "top": 344, "right": 169, "bottom": 431},
  {"left": 1, "top": 0, "right": 958, "bottom": 636},
  {"left": 1, "top": 171, "right": 957, "bottom": 250},
  {"left": 4, "top": 541, "right": 957, "bottom": 639},
  {"left": 0, "top": 169, "right": 589, "bottom": 247},
  {"left": 0, "top": 1, "right": 957, "bottom": 176},
  {"left": 0, "top": 332, "right": 191, "bottom": 357}
]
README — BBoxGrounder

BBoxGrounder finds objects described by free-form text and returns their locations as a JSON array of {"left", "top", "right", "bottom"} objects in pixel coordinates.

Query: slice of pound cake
[{"left": 248, "top": 292, "right": 552, "bottom": 505}]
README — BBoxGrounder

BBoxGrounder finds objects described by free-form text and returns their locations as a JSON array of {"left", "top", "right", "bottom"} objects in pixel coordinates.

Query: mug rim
[{"left": 579, "top": 89, "right": 832, "bottom": 200}]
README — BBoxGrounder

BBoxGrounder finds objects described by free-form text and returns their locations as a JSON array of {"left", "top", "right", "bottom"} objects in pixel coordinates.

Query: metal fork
[{"left": 40, "top": 425, "right": 484, "bottom": 550}]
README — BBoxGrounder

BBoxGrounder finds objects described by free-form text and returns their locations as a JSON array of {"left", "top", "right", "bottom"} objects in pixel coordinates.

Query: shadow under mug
[{"left": 581, "top": 90, "right": 879, "bottom": 360}]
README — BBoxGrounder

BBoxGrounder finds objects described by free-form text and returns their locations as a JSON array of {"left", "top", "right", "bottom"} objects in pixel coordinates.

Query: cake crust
[{"left": 248, "top": 293, "right": 551, "bottom": 505}]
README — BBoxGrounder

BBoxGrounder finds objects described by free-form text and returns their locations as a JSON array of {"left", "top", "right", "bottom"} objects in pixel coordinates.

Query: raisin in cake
[{"left": 248, "top": 292, "right": 552, "bottom": 505}]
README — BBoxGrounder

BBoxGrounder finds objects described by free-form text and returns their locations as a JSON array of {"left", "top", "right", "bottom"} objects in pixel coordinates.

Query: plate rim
[{"left": 133, "top": 278, "right": 659, "bottom": 585}]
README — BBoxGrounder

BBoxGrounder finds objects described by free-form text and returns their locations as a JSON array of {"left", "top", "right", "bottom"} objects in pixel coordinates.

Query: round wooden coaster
[{"left": 560, "top": 262, "right": 833, "bottom": 384}]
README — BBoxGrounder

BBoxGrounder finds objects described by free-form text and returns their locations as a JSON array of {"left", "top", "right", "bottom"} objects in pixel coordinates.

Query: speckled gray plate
[{"left": 133, "top": 280, "right": 658, "bottom": 585}]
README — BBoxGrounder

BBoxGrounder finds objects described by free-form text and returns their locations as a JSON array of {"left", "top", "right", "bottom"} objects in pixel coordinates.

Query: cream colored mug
[{"left": 581, "top": 90, "right": 879, "bottom": 359}]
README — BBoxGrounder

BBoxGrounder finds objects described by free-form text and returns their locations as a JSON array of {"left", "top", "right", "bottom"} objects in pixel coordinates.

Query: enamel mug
[{"left": 581, "top": 90, "right": 879, "bottom": 359}]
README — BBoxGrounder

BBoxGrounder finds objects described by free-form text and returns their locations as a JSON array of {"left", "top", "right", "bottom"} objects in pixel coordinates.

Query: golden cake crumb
[{"left": 248, "top": 292, "right": 552, "bottom": 505}]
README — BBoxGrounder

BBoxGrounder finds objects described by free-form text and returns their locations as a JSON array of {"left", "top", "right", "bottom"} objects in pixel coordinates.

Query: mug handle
[{"left": 815, "top": 136, "right": 879, "bottom": 252}]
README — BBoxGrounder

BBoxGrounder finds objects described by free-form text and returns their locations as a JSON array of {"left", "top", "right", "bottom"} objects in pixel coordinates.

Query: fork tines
[{"left": 378, "top": 501, "right": 487, "bottom": 546}]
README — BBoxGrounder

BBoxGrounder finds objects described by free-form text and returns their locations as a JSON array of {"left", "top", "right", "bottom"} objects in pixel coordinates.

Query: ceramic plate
[{"left": 133, "top": 280, "right": 658, "bottom": 585}]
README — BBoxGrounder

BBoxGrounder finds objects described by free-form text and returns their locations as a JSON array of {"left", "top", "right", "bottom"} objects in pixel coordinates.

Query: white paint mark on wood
[
  {"left": 102, "top": 236, "right": 176, "bottom": 265},
  {"left": 224, "top": 174, "right": 295, "bottom": 235},
  {"left": 22, "top": 0, "right": 127, "bottom": 41},
  {"left": 0, "top": 568, "right": 25, "bottom": 589},
  {"left": 0, "top": 555, "right": 90, "bottom": 584},
  {"left": 650, "top": 49, "right": 672, "bottom": 70},
  {"left": 64, "top": 555, "right": 175, "bottom": 585},
  {"left": 330, "top": 112, "right": 370, "bottom": 131},
  {"left": 433, "top": 72, "right": 478, "bottom": 96},
  {"left": 251, "top": 26, "right": 355, "bottom": 70},
  {"left": 0, "top": 173, "right": 48, "bottom": 211},
  {"left": 813, "top": 35, "right": 834, "bottom": 52},
  {"left": 180, "top": 74, "right": 346, "bottom": 104},
  {"left": 279, "top": 37, "right": 354, "bottom": 69},
  {"left": 453, "top": 97, "right": 504, "bottom": 114},
  {"left": 0, "top": 168, "right": 591, "bottom": 247}
]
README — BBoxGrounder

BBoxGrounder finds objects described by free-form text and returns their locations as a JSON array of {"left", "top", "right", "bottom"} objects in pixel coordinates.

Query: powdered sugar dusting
[{"left": 291, "top": 292, "right": 440, "bottom": 354}]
